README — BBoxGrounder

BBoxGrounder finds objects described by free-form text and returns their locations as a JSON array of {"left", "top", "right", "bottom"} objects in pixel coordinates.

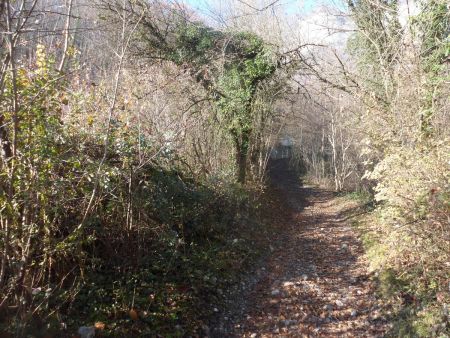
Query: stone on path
[
  {"left": 78, "top": 327, "right": 95, "bottom": 338},
  {"left": 271, "top": 289, "right": 281, "bottom": 296}
]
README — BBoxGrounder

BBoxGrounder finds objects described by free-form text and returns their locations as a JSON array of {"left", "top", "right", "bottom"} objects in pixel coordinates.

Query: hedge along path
[{"left": 213, "top": 160, "right": 389, "bottom": 337}]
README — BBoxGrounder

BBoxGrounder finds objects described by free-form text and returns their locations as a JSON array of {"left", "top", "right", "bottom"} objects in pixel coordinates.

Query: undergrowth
[
  {"left": 0, "top": 167, "right": 275, "bottom": 337},
  {"left": 349, "top": 194, "right": 449, "bottom": 338}
]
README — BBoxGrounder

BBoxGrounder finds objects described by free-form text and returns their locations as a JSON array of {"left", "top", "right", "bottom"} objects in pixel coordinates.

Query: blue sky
[{"left": 182, "top": 0, "right": 326, "bottom": 15}]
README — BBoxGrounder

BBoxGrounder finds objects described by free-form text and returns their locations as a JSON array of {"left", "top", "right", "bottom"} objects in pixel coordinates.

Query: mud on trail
[{"left": 210, "top": 160, "right": 389, "bottom": 337}]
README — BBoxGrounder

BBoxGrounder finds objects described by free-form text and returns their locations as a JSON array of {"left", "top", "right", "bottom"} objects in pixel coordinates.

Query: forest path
[{"left": 212, "top": 160, "right": 388, "bottom": 337}]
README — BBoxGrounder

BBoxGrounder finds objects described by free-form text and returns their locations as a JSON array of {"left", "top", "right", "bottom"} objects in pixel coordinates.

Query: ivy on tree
[{"left": 143, "top": 20, "right": 278, "bottom": 183}]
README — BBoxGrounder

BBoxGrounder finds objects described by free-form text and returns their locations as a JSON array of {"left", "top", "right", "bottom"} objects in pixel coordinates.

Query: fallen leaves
[{"left": 225, "top": 177, "right": 389, "bottom": 337}]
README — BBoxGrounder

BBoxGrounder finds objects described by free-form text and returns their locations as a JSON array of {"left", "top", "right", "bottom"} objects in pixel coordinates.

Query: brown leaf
[
  {"left": 129, "top": 308, "right": 139, "bottom": 321},
  {"left": 94, "top": 321, "right": 106, "bottom": 330}
]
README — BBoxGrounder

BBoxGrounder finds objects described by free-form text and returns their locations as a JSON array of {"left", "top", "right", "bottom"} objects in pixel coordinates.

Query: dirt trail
[{"left": 211, "top": 160, "right": 388, "bottom": 337}]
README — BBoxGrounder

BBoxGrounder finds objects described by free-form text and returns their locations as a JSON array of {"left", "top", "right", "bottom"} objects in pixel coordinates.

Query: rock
[
  {"left": 202, "top": 324, "right": 210, "bottom": 335},
  {"left": 283, "top": 281, "right": 294, "bottom": 287},
  {"left": 323, "top": 304, "right": 333, "bottom": 311},
  {"left": 78, "top": 326, "right": 95, "bottom": 338},
  {"left": 308, "top": 315, "right": 320, "bottom": 323},
  {"left": 280, "top": 319, "right": 297, "bottom": 327},
  {"left": 273, "top": 326, "right": 280, "bottom": 334},
  {"left": 31, "top": 287, "right": 41, "bottom": 295},
  {"left": 335, "top": 299, "right": 344, "bottom": 307},
  {"left": 341, "top": 243, "right": 348, "bottom": 249},
  {"left": 271, "top": 289, "right": 281, "bottom": 296},
  {"left": 301, "top": 274, "right": 308, "bottom": 280},
  {"left": 351, "top": 310, "right": 358, "bottom": 317},
  {"left": 250, "top": 334, "right": 257, "bottom": 338},
  {"left": 213, "top": 307, "right": 219, "bottom": 312}
]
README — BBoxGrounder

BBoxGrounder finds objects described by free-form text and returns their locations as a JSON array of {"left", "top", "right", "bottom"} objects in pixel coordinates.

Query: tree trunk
[
  {"left": 233, "top": 131, "right": 250, "bottom": 184},
  {"left": 236, "top": 142, "right": 247, "bottom": 184}
]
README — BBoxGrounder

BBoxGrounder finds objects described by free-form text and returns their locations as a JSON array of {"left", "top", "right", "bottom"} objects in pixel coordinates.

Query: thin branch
[{"left": 57, "top": 0, "right": 74, "bottom": 72}]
